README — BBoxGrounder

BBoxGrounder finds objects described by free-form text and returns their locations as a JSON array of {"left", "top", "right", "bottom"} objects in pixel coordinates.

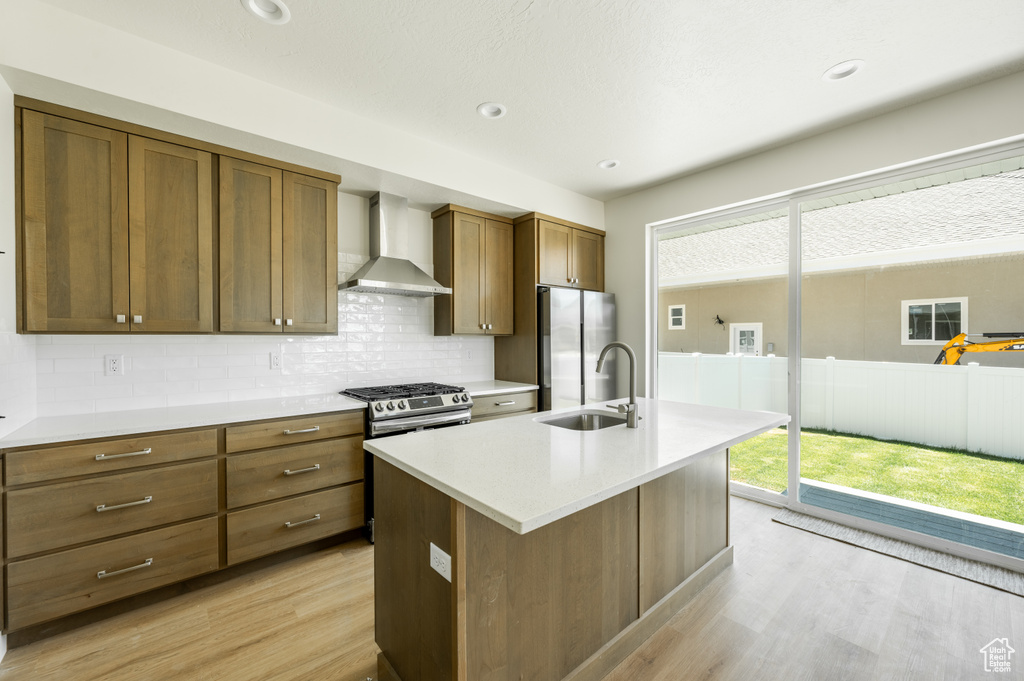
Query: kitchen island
[{"left": 365, "top": 398, "right": 789, "bottom": 681}]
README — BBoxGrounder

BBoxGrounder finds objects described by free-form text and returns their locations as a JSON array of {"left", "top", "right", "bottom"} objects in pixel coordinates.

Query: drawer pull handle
[
  {"left": 97, "top": 557, "right": 153, "bottom": 579},
  {"left": 284, "top": 514, "right": 321, "bottom": 529},
  {"left": 96, "top": 496, "right": 153, "bottom": 513},
  {"left": 284, "top": 464, "right": 320, "bottom": 476},
  {"left": 283, "top": 426, "right": 320, "bottom": 435},
  {"left": 95, "top": 447, "right": 152, "bottom": 461},
  {"left": 495, "top": 401, "right": 516, "bottom": 406}
]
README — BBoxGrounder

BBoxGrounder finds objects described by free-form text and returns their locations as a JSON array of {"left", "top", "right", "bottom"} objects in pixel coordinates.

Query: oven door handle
[{"left": 370, "top": 410, "right": 471, "bottom": 436}]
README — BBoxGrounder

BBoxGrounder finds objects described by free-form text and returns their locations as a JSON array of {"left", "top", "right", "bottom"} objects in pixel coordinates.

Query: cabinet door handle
[
  {"left": 96, "top": 447, "right": 152, "bottom": 461},
  {"left": 116, "top": 314, "right": 126, "bottom": 324},
  {"left": 284, "top": 514, "right": 321, "bottom": 529},
  {"left": 495, "top": 401, "right": 516, "bottom": 406},
  {"left": 284, "top": 464, "right": 320, "bottom": 476},
  {"left": 283, "top": 426, "right": 319, "bottom": 435},
  {"left": 97, "top": 557, "right": 153, "bottom": 580},
  {"left": 286, "top": 319, "right": 293, "bottom": 326},
  {"left": 96, "top": 496, "right": 153, "bottom": 513},
  {"left": 274, "top": 318, "right": 282, "bottom": 326},
  {"left": 133, "top": 315, "right": 143, "bottom": 324}
]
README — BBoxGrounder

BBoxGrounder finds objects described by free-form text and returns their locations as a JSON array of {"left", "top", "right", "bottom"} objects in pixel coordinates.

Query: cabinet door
[
  {"left": 452, "top": 213, "right": 486, "bottom": 335},
  {"left": 282, "top": 172, "right": 338, "bottom": 333},
  {"left": 129, "top": 137, "right": 214, "bottom": 332},
  {"left": 220, "top": 157, "right": 283, "bottom": 332},
  {"left": 21, "top": 111, "right": 129, "bottom": 332},
  {"left": 537, "top": 220, "right": 573, "bottom": 287},
  {"left": 484, "top": 219, "right": 514, "bottom": 334},
  {"left": 572, "top": 230, "right": 604, "bottom": 292}
]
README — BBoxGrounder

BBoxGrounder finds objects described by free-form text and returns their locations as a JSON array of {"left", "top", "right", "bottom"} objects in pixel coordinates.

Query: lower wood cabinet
[
  {"left": 0, "top": 408, "right": 366, "bottom": 633},
  {"left": 7, "top": 459, "right": 218, "bottom": 558},
  {"left": 470, "top": 389, "right": 538, "bottom": 423},
  {"left": 226, "top": 485, "right": 364, "bottom": 566},
  {"left": 6, "top": 518, "right": 219, "bottom": 630}
]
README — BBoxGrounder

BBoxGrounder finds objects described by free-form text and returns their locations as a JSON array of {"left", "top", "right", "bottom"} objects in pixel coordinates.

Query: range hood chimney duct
[{"left": 339, "top": 192, "right": 451, "bottom": 297}]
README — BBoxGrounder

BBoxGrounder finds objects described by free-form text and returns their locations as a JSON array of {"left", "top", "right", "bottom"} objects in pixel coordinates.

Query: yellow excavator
[{"left": 934, "top": 332, "right": 1024, "bottom": 365}]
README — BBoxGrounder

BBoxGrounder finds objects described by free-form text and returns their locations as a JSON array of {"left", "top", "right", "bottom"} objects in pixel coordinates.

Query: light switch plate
[{"left": 429, "top": 542, "right": 451, "bottom": 582}]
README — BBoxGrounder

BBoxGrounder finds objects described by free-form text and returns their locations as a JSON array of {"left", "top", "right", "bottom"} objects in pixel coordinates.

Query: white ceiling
[{"left": 32, "top": 0, "right": 1024, "bottom": 202}]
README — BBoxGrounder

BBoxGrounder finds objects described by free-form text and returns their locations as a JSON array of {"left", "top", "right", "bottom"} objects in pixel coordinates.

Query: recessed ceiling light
[
  {"left": 476, "top": 102, "right": 507, "bottom": 119},
  {"left": 597, "top": 159, "right": 620, "bottom": 170},
  {"left": 822, "top": 59, "right": 865, "bottom": 81},
  {"left": 240, "top": 0, "right": 291, "bottom": 25}
]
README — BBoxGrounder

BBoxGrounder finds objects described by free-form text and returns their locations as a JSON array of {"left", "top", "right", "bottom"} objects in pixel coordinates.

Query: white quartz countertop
[
  {"left": 0, "top": 380, "right": 538, "bottom": 449},
  {"left": 0, "top": 393, "right": 367, "bottom": 449},
  {"left": 365, "top": 398, "right": 790, "bottom": 535}
]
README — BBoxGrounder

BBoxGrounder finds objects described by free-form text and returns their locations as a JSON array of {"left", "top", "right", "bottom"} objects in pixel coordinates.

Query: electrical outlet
[
  {"left": 429, "top": 542, "right": 451, "bottom": 582},
  {"left": 270, "top": 351, "right": 282, "bottom": 370},
  {"left": 104, "top": 354, "right": 124, "bottom": 376}
]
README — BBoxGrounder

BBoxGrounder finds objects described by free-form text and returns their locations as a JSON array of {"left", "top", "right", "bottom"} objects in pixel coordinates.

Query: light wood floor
[{"left": 1, "top": 498, "right": 1021, "bottom": 680}]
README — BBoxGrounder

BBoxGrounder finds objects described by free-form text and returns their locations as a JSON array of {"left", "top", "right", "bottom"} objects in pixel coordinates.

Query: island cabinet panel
[
  {"left": 6, "top": 517, "right": 219, "bottom": 630},
  {"left": 6, "top": 459, "right": 219, "bottom": 558},
  {"left": 639, "top": 449, "right": 729, "bottom": 612},
  {"left": 374, "top": 460, "right": 454, "bottom": 681},
  {"left": 463, "top": 490, "right": 639, "bottom": 681}
]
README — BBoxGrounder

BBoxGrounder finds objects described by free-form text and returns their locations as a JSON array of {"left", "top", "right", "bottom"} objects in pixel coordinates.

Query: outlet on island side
[{"left": 429, "top": 542, "right": 452, "bottom": 582}]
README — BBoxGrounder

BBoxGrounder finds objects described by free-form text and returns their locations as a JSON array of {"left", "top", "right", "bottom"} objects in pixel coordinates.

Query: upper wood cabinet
[
  {"left": 537, "top": 218, "right": 604, "bottom": 291},
  {"left": 21, "top": 111, "right": 130, "bottom": 332},
  {"left": 20, "top": 110, "right": 214, "bottom": 333},
  {"left": 16, "top": 98, "right": 340, "bottom": 335},
  {"left": 431, "top": 206, "right": 514, "bottom": 336},
  {"left": 128, "top": 137, "right": 214, "bottom": 332},
  {"left": 220, "top": 158, "right": 338, "bottom": 334}
]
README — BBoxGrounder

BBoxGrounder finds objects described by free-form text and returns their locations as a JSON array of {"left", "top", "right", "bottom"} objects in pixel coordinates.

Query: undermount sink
[{"left": 538, "top": 410, "right": 627, "bottom": 431}]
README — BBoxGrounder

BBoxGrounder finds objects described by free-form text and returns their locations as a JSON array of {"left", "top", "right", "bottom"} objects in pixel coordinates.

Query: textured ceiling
[{"left": 33, "top": 0, "right": 1024, "bottom": 201}]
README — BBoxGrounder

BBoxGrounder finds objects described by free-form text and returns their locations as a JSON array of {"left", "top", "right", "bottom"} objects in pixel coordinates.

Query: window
[
  {"left": 667, "top": 304, "right": 685, "bottom": 329},
  {"left": 901, "top": 297, "right": 968, "bottom": 344}
]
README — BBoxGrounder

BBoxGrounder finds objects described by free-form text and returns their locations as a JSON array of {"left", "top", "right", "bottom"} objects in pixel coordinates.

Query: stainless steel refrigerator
[{"left": 538, "top": 287, "right": 617, "bottom": 411}]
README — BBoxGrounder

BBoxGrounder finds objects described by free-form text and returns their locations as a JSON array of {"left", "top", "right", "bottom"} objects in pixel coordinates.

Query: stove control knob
[
  {"left": 374, "top": 403, "right": 384, "bottom": 412},
  {"left": 398, "top": 400, "right": 407, "bottom": 410},
  {"left": 387, "top": 401, "right": 395, "bottom": 411},
  {"left": 462, "top": 393, "right": 470, "bottom": 403}
]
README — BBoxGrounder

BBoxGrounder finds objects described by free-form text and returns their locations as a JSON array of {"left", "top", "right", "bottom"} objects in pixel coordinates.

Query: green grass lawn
[{"left": 730, "top": 428, "right": 1024, "bottom": 526}]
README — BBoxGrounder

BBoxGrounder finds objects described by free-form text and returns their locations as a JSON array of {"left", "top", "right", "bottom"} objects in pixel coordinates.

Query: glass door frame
[{"left": 647, "top": 132, "right": 1024, "bottom": 572}]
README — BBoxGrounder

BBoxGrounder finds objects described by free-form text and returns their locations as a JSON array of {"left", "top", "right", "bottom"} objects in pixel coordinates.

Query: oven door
[{"left": 368, "top": 409, "right": 471, "bottom": 438}]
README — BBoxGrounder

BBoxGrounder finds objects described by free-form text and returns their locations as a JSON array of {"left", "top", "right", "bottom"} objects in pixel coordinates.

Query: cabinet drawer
[
  {"left": 225, "top": 411, "right": 363, "bottom": 453},
  {"left": 226, "top": 484, "right": 364, "bottom": 565},
  {"left": 5, "top": 428, "right": 217, "bottom": 485},
  {"left": 7, "top": 459, "right": 218, "bottom": 558},
  {"left": 471, "top": 390, "right": 538, "bottom": 420},
  {"left": 226, "top": 436, "right": 364, "bottom": 509},
  {"left": 7, "top": 517, "right": 219, "bottom": 630}
]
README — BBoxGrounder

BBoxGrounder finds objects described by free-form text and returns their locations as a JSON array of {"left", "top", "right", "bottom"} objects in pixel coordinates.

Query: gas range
[{"left": 340, "top": 382, "right": 473, "bottom": 437}]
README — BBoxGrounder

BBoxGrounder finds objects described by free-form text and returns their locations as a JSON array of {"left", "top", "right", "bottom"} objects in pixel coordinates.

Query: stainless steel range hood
[{"left": 339, "top": 192, "right": 452, "bottom": 297}]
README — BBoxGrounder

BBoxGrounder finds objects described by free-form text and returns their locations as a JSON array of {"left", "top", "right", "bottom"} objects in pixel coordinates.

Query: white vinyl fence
[{"left": 658, "top": 352, "right": 1024, "bottom": 461}]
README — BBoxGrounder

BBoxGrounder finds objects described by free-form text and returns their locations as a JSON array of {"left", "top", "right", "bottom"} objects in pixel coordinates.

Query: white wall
[
  {"left": 605, "top": 70, "right": 1024, "bottom": 396},
  {"left": 0, "top": 0, "right": 603, "bottom": 228},
  {"left": 29, "top": 194, "right": 493, "bottom": 417},
  {"left": 0, "top": 77, "right": 37, "bottom": 438}
]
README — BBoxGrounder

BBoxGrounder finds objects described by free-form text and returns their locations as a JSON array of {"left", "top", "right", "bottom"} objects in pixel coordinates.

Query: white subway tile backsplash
[{"left": 7, "top": 259, "right": 495, "bottom": 417}]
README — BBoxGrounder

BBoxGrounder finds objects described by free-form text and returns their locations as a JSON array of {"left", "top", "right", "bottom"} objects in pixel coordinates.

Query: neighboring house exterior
[{"left": 658, "top": 168, "right": 1024, "bottom": 367}]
